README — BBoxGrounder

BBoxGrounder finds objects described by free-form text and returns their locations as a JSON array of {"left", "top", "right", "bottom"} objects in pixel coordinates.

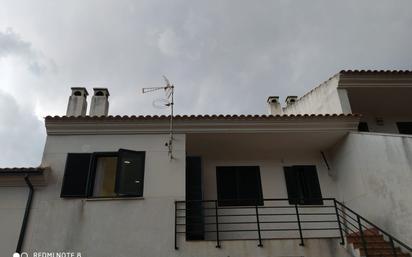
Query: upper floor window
[
  {"left": 396, "top": 122, "right": 412, "bottom": 135},
  {"left": 216, "top": 166, "right": 263, "bottom": 206},
  {"left": 60, "top": 149, "right": 145, "bottom": 198},
  {"left": 283, "top": 165, "right": 323, "bottom": 205}
]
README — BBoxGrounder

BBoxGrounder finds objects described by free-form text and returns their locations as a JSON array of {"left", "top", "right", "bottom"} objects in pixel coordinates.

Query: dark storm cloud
[{"left": 0, "top": 0, "right": 411, "bottom": 166}]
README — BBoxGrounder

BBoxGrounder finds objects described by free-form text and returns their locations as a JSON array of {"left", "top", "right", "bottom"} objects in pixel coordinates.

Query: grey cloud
[
  {"left": 0, "top": 28, "right": 54, "bottom": 75},
  {"left": 0, "top": 90, "right": 45, "bottom": 167}
]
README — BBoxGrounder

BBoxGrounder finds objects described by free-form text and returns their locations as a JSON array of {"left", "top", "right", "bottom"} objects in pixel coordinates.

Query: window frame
[
  {"left": 87, "top": 151, "right": 120, "bottom": 198},
  {"left": 216, "top": 166, "right": 264, "bottom": 207}
]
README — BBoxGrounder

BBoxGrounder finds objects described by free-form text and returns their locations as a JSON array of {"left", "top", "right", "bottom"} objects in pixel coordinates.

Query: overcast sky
[{"left": 1, "top": 0, "right": 411, "bottom": 167}]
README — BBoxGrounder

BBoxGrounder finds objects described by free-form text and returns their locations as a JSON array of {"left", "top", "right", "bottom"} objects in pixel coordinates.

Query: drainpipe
[{"left": 16, "top": 175, "right": 34, "bottom": 253}]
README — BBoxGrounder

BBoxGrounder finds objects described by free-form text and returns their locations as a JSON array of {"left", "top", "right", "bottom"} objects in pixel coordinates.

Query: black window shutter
[
  {"left": 237, "top": 166, "right": 263, "bottom": 206},
  {"left": 61, "top": 153, "right": 92, "bottom": 197},
  {"left": 116, "top": 149, "right": 145, "bottom": 196},
  {"left": 185, "top": 156, "right": 204, "bottom": 240},
  {"left": 284, "top": 167, "right": 301, "bottom": 204},
  {"left": 301, "top": 166, "right": 323, "bottom": 205},
  {"left": 216, "top": 166, "right": 238, "bottom": 206}
]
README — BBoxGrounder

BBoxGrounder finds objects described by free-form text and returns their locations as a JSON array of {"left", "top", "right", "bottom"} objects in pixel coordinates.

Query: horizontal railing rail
[
  {"left": 174, "top": 198, "right": 412, "bottom": 255},
  {"left": 175, "top": 198, "right": 340, "bottom": 249}
]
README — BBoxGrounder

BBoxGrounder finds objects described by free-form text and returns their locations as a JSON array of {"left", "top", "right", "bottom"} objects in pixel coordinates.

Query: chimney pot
[
  {"left": 285, "top": 96, "right": 298, "bottom": 106},
  {"left": 267, "top": 96, "right": 282, "bottom": 115},
  {"left": 66, "top": 87, "right": 88, "bottom": 117},
  {"left": 89, "top": 88, "right": 110, "bottom": 116}
]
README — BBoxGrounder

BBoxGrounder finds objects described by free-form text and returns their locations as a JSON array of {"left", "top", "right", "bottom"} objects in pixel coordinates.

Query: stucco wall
[
  {"left": 12, "top": 134, "right": 186, "bottom": 257},
  {"left": 283, "top": 76, "right": 351, "bottom": 115},
  {"left": 359, "top": 115, "right": 412, "bottom": 134},
  {"left": 330, "top": 132, "right": 412, "bottom": 246},
  {"left": 0, "top": 187, "right": 27, "bottom": 254},
  {"left": 198, "top": 150, "right": 340, "bottom": 240}
]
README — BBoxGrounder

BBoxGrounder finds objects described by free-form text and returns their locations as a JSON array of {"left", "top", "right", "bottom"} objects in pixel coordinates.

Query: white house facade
[{"left": 0, "top": 70, "right": 411, "bottom": 257}]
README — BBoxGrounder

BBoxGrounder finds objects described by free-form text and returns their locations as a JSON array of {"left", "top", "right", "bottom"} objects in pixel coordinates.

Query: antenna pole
[
  {"left": 169, "top": 86, "right": 174, "bottom": 159},
  {"left": 141, "top": 76, "right": 175, "bottom": 160}
]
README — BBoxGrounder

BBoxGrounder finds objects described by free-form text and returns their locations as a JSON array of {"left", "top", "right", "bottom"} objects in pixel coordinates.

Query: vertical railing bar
[
  {"left": 357, "top": 216, "right": 369, "bottom": 257},
  {"left": 255, "top": 205, "right": 263, "bottom": 247},
  {"left": 334, "top": 199, "right": 345, "bottom": 245},
  {"left": 390, "top": 237, "right": 398, "bottom": 257},
  {"left": 215, "top": 200, "right": 221, "bottom": 248},
  {"left": 174, "top": 201, "right": 178, "bottom": 250},
  {"left": 295, "top": 204, "right": 304, "bottom": 246}
]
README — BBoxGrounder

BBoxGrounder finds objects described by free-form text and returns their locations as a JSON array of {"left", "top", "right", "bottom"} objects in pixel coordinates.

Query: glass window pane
[{"left": 93, "top": 156, "right": 117, "bottom": 197}]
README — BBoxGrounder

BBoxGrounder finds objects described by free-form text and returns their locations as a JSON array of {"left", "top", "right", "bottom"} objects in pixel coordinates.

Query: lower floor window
[
  {"left": 284, "top": 165, "right": 323, "bottom": 205},
  {"left": 216, "top": 166, "right": 263, "bottom": 206}
]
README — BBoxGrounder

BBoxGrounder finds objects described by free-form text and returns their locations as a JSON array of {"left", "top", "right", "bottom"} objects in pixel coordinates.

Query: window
[
  {"left": 358, "top": 122, "right": 369, "bottom": 132},
  {"left": 216, "top": 166, "right": 263, "bottom": 206},
  {"left": 284, "top": 165, "right": 323, "bottom": 205},
  {"left": 61, "top": 149, "right": 145, "bottom": 198},
  {"left": 397, "top": 122, "right": 412, "bottom": 135},
  {"left": 90, "top": 154, "right": 118, "bottom": 197}
]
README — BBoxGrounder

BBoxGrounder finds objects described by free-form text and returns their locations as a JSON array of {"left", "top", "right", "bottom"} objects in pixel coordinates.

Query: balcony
[
  {"left": 174, "top": 198, "right": 412, "bottom": 257},
  {"left": 175, "top": 198, "right": 341, "bottom": 249}
]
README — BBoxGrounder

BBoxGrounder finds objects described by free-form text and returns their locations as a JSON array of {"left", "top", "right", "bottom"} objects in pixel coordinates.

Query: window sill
[{"left": 84, "top": 197, "right": 144, "bottom": 201}]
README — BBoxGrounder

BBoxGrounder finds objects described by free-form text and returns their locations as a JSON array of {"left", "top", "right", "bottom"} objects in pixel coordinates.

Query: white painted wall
[
  {"left": 330, "top": 132, "right": 412, "bottom": 246},
  {"left": 198, "top": 150, "right": 340, "bottom": 240},
  {"left": 10, "top": 134, "right": 186, "bottom": 257},
  {"left": 359, "top": 116, "right": 412, "bottom": 134},
  {"left": 0, "top": 187, "right": 27, "bottom": 254},
  {"left": 283, "top": 76, "right": 351, "bottom": 115},
  {"left": 0, "top": 132, "right": 355, "bottom": 257}
]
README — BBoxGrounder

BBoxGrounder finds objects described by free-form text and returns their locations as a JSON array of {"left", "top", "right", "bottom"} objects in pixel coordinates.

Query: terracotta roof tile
[
  {"left": 45, "top": 113, "right": 360, "bottom": 121},
  {"left": 0, "top": 167, "right": 45, "bottom": 175},
  {"left": 340, "top": 70, "right": 412, "bottom": 74}
]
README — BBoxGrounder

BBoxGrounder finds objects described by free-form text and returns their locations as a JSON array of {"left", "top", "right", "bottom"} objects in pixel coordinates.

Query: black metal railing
[
  {"left": 174, "top": 198, "right": 412, "bottom": 256},
  {"left": 335, "top": 200, "right": 412, "bottom": 257},
  {"left": 175, "top": 198, "right": 339, "bottom": 249}
]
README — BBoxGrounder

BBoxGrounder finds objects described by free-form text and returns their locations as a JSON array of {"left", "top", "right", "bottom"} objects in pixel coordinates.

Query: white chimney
[
  {"left": 89, "top": 88, "right": 109, "bottom": 116},
  {"left": 285, "top": 96, "right": 298, "bottom": 106},
  {"left": 66, "top": 87, "right": 88, "bottom": 117},
  {"left": 267, "top": 96, "right": 282, "bottom": 115}
]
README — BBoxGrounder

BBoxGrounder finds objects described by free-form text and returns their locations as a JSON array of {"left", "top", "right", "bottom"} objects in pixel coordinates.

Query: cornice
[{"left": 45, "top": 116, "right": 360, "bottom": 135}]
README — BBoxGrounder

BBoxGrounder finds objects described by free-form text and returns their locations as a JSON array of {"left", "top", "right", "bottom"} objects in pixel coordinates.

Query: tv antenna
[{"left": 142, "top": 76, "right": 175, "bottom": 159}]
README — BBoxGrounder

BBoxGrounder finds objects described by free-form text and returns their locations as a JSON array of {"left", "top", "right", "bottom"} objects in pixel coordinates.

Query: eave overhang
[
  {"left": 45, "top": 114, "right": 361, "bottom": 135},
  {"left": 0, "top": 167, "right": 50, "bottom": 187}
]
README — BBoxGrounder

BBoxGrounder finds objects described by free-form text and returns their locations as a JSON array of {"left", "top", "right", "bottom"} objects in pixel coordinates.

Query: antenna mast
[{"left": 142, "top": 76, "right": 175, "bottom": 159}]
